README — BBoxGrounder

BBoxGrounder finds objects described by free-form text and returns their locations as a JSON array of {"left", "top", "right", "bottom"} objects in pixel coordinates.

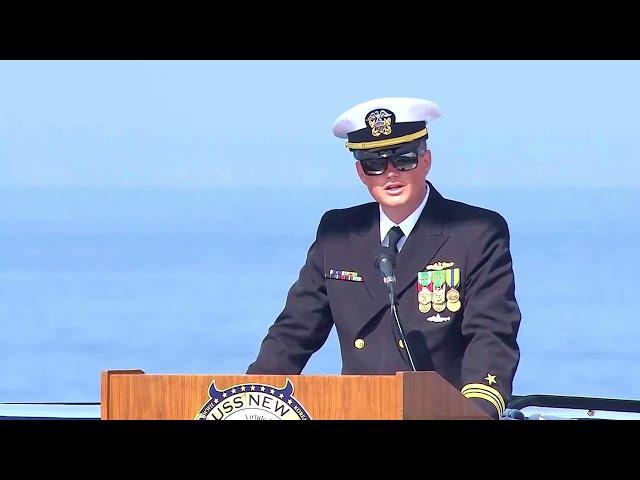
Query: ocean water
[{"left": 1, "top": 185, "right": 639, "bottom": 402}]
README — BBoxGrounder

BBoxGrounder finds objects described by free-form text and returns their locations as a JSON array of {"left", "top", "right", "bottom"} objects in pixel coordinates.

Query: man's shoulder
[
  {"left": 318, "top": 201, "right": 377, "bottom": 234},
  {"left": 438, "top": 194, "right": 510, "bottom": 235}
]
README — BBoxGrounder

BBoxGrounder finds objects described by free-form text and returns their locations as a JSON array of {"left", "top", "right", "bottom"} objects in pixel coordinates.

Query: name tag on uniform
[{"left": 325, "top": 269, "right": 363, "bottom": 282}]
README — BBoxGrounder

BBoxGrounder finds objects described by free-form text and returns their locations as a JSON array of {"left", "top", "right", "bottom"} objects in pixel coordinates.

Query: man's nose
[{"left": 386, "top": 162, "right": 400, "bottom": 177}]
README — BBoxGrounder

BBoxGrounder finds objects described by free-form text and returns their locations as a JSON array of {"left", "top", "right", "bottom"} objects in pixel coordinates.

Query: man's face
[{"left": 355, "top": 145, "right": 431, "bottom": 211}]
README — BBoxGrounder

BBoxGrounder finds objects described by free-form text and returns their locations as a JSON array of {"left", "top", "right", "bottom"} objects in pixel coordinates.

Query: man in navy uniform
[{"left": 247, "top": 97, "right": 521, "bottom": 419}]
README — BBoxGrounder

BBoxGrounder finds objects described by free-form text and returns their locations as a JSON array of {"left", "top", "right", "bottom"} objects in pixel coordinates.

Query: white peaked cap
[{"left": 332, "top": 97, "right": 441, "bottom": 150}]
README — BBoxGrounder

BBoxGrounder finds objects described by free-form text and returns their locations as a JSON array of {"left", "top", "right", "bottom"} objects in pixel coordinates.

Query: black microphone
[
  {"left": 373, "top": 248, "right": 416, "bottom": 371},
  {"left": 373, "top": 250, "right": 397, "bottom": 297}
]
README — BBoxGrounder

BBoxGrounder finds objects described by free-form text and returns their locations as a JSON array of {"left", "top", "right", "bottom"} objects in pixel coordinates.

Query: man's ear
[
  {"left": 422, "top": 150, "right": 432, "bottom": 177},
  {"left": 355, "top": 161, "right": 367, "bottom": 185}
]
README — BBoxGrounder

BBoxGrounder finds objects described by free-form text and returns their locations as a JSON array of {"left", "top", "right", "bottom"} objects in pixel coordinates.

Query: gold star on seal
[{"left": 484, "top": 374, "right": 497, "bottom": 385}]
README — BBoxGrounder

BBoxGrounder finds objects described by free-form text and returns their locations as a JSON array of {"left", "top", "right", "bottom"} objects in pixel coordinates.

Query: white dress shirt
[{"left": 379, "top": 184, "right": 430, "bottom": 252}]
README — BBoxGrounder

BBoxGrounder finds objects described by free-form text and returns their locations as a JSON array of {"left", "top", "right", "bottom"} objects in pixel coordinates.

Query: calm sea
[{"left": 1, "top": 186, "right": 638, "bottom": 402}]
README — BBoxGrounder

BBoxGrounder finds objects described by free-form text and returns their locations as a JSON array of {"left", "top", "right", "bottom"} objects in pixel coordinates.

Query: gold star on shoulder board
[{"left": 484, "top": 373, "right": 497, "bottom": 386}]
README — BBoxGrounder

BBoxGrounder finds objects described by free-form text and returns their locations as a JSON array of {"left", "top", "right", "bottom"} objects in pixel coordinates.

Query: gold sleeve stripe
[
  {"left": 345, "top": 128, "right": 428, "bottom": 150},
  {"left": 461, "top": 383, "right": 506, "bottom": 408},
  {"left": 461, "top": 384, "right": 506, "bottom": 412},
  {"left": 462, "top": 383, "right": 506, "bottom": 410},
  {"left": 462, "top": 391, "right": 504, "bottom": 417}
]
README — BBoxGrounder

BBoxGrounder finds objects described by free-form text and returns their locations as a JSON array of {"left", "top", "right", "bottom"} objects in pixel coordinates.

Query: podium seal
[{"left": 195, "top": 378, "right": 311, "bottom": 420}]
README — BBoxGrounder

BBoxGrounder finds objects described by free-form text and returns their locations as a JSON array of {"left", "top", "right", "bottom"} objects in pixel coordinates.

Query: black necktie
[{"left": 387, "top": 226, "right": 404, "bottom": 254}]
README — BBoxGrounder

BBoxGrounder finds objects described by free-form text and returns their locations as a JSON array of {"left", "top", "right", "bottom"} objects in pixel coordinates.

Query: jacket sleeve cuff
[{"left": 461, "top": 383, "right": 506, "bottom": 419}]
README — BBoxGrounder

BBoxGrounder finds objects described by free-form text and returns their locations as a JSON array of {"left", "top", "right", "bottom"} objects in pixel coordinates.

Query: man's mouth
[{"left": 384, "top": 183, "right": 405, "bottom": 195}]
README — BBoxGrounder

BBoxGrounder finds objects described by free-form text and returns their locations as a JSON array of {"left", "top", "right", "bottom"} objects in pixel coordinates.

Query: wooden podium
[{"left": 100, "top": 370, "right": 491, "bottom": 420}]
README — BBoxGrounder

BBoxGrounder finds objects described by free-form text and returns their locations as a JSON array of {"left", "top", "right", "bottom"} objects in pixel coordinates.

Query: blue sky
[{"left": 1, "top": 60, "right": 639, "bottom": 188}]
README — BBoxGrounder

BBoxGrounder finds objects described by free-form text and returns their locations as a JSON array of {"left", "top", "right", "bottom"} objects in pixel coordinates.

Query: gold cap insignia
[{"left": 366, "top": 110, "right": 392, "bottom": 137}]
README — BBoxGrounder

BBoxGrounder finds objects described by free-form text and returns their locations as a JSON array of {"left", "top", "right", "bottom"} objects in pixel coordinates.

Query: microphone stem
[{"left": 389, "top": 285, "right": 417, "bottom": 372}]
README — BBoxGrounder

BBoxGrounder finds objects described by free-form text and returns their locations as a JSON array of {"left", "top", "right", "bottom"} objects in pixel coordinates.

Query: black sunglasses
[{"left": 358, "top": 150, "right": 420, "bottom": 176}]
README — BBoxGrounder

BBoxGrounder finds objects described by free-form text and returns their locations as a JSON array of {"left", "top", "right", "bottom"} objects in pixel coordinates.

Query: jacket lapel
[
  {"left": 394, "top": 185, "right": 448, "bottom": 297},
  {"left": 348, "top": 205, "right": 391, "bottom": 316},
  {"left": 350, "top": 182, "right": 449, "bottom": 330}
]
